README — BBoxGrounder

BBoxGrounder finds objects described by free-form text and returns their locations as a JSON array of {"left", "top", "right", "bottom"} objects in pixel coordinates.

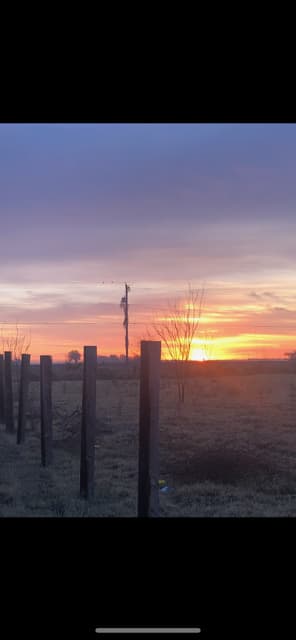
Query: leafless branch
[{"left": 151, "top": 285, "right": 205, "bottom": 401}]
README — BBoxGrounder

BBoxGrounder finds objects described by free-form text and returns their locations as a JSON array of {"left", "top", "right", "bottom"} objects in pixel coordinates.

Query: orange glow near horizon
[
  {"left": 1, "top": 279, "right": 296, "bottom": 362},
  {"left": 2, "top": 124, "right": 296, "bottom": 366},
  {"left": 2, "top": 331, "right": 295, "bottom": 363},
  {"left": 1, "top": 322, "right": 295, "bottom": 363}
]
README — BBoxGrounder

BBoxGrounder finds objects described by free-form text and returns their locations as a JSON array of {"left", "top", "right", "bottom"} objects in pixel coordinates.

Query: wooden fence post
[
  {"left": 0, "top": 354, "right": 5, "bottom": 424},
  {"left": 17, "top": 354, "right": 31, "bottom": 444},
  {"left": 4, "top": 351, "right": 14, "bottom": 433},
  {"left": 80, "top": 346, "right": 97, "bottom": 499},
  {"left": 137, "top": 340, "right": 161, "bottom": 517},
  {"left": 40, "top": 355, "right": 53, "bottom": 466}
]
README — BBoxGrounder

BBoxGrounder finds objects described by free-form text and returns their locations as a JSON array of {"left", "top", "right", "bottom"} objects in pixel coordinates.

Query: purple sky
[{"left": 1, "top": 123, "right": 296, "bottom": 360}]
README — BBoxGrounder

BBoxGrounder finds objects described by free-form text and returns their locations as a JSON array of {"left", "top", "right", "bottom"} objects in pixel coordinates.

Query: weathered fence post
[
  {"left": 0, "top": 354, "right": 5, "bottom": 424},
  {"left": 4, "top": 351, "right": 14, "bottom": 433},
  {"left": 80, "top": 346, "right": 97, "bottom": 499},
  {"left": 137, "top": 340, "right": 161, "bottom": 517},
  {"left": 40, "top": 355, "right": 53, "bottom": 466},
  {"left": 17, "top": 354, "right": 31, "bottom": 444}
]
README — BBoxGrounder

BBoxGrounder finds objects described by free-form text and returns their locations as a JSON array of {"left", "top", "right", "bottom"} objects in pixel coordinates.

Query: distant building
[{"left": 284, "top": 351, "right": 296, "bottom": 360}]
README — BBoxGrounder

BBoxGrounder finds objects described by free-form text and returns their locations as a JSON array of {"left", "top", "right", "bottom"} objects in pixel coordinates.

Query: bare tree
[
  {"left": 1, "top": 323, "right": 31, "bottom": 363},
  {"left": 1, "top": 324, "right": 31, "bottom": 385},
  {"left": 152, "top": 285, "right": 205, "bottom": 402}
]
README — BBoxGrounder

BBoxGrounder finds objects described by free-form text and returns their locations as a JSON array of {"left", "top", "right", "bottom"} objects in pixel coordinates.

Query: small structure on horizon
[{"left": 284, "top": 351, "right": 296, "bottom": 359}]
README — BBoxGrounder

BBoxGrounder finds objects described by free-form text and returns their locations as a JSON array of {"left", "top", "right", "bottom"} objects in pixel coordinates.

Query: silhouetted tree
[
  {"left": 67, "top": 350, "right": 81, "bottom": 365},
  {"left": 1, "top": 323, "right": 31, "bottom": 387},
  {"left": 1, "top": 323, "right": 31, "bottom": 364},
  {"left": 152, "top": 285, "right": 205, "bottom": 402}
]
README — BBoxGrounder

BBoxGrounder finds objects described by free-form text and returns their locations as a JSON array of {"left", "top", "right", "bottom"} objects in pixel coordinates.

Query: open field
[{"left": 1, "top": 367, "right": 296, "bottom": 516}]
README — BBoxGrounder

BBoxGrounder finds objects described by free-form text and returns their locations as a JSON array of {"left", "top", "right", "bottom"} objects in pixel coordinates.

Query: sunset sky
[{"left": 1, "top": 123, "right": 296, "bottom": 362}]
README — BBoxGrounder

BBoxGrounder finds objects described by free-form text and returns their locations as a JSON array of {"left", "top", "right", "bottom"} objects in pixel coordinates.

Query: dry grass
[{"left": 1, "top": 372, "right": 296, "bottom": 516}]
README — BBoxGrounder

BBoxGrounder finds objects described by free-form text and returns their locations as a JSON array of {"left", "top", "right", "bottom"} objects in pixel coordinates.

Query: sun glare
[{"left": 190, "top": 347, "right": 209, "bottom": 361}]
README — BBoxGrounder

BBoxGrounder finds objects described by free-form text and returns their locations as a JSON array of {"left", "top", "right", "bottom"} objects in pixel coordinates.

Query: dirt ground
[{"left": 1, "top": 372, "right": 296, "bottom": 516}]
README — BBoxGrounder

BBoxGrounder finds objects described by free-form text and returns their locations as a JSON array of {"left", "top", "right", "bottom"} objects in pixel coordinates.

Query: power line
[{"left": 0, "top": 319, "right": 295, "bottom": 329}]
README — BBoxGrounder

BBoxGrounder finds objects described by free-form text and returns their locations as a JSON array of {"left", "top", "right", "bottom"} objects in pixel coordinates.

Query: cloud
[
  {"left": 249, "top": 290, "right": 278, "bottom": 300},
  {"left": 1, "top": 124, "right": 296, "bottom": 359},
  {"left": 272, "top": 306, "right": 291, "bottom": 313}
]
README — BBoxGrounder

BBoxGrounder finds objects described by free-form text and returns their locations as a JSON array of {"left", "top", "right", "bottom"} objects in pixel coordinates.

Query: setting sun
[{"left": 190, "top": 347, "right": 209, "bottom": 361}]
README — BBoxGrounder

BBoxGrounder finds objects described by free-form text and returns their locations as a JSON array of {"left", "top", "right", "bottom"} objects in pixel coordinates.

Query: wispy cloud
[{"left": 1, "top": 124, "right": 296, "bottom": 359}]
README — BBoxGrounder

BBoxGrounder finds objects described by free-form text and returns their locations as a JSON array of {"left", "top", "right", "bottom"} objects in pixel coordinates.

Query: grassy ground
[{"left": 1, "top": 372, "right": 296, "bottom": 516}]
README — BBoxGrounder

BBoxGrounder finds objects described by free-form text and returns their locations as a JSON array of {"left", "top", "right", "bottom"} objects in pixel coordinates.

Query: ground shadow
[{"left": 162, "top": 447, "right": 275, "bottom": 485}]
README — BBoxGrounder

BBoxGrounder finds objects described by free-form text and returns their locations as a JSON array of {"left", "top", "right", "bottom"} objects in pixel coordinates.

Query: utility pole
[
  {"left": 120, "top": 283, "right": 130, "bottom": 364},
  {"left": 125, "top": 283, "right": 129, "bottom": 363},
  {"left": 98, "top": 281, "right": 133, "bottom": 364}
]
